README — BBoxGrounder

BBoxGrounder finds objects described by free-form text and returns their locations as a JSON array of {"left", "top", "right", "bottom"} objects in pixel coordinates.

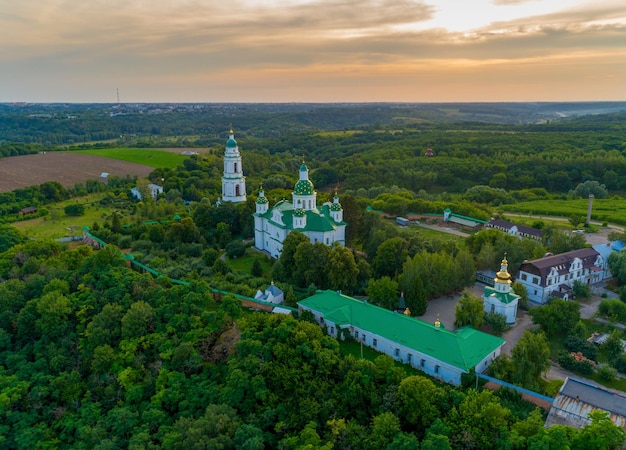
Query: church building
[
  {"left": 221, "top": 128, "right": 246, "bottom": 203},
  {"left": 482, "top": 255, "right": 519, "bottom": 324},
  {"left": 253, "top": 160, "right": 346, "bottom": 258}
]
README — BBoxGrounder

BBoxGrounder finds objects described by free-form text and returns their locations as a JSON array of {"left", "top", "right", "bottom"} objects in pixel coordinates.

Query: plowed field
[{"left": 0, "top": 152, "right": 153, "bottom": 192}]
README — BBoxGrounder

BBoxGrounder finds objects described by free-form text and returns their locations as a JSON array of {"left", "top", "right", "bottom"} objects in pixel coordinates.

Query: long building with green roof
[
  {"left": 298, "top": 290, "right": 505, "bottom": 385},
  {"left": 253, "top": 161, "right": 346, "bottom": 258}
]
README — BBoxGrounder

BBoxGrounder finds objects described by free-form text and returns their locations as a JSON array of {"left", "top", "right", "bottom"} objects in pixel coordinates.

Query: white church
[
  {"left": 253, "top": 161, "right": 347, "bottom": 259},
  {"left": 482, "top": 255, "right": 519, "bottom": 324}
]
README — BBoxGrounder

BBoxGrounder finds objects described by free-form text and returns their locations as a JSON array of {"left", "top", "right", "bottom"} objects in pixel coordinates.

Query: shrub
[
  {"left": 563, "top": 335, "right": 598, "bottom": 361},
  {"left": 226, "top": 241, "right": 247, "bottom": 259},
  {"left": 64, "top": 203, "right": 85, "bottom": 216},
  {"left": 597, "top": 365, "right": 618, "bottom": 382},
  {"left": 484, "top": 312, "right": 509, "bottom": 336},
  {"left": 558, "top": 351, "right": 594, "bottom": 375},
  {"left": 598, "top": 299, "right": 626, "bottom": 323}
]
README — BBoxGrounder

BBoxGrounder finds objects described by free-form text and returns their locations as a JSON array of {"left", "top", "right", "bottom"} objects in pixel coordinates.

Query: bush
[
  {"left": 563, "top": 335, "right": 598, "bottom": 361},
  {"left": 598, "top": 299, "right": 626, "bottom": 323},
  {"left": 597, "top": 365, "right": 618, "bottom": 382},
  {"left": 558, "top": 351, "right": 594, "bottom": 375},
  {"left": 64, "top": 203, "right": 85, "bottom": 216},
  {"left": 225, "top": 241, "right": 247, "bottom": 259},
  {"left": 484, "top": 312, "right": 509, "bottom": 336}
]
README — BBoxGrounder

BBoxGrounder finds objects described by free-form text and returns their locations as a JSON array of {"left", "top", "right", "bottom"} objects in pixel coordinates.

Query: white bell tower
[{"left": 221, "top": 127, "right": 247, "bottom": 203}]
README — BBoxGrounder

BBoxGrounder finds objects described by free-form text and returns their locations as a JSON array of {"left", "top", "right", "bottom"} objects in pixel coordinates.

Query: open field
[
  {"left": 74, "top": 148, "right": 201, "bottom": 168},
  {"left": 0, "top": 152, "right": 154, "bottom": 193},
  {"left": 500, "top": 198, "right": 626, "bottom": 226}
]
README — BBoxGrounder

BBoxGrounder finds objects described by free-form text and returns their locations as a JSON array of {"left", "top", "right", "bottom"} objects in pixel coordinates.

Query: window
[
  {"left": 490, "top": 304, "right": 495, "bottom": 313},
  {"left": 420, "top": 359, "right": 425, "bottom": 367},
  {"left": 373, "top": 339, "right": 377, "bottom": 348},
  {"left": 362, "top": 335, "right": 366, "bottom": 342},
  {"left": 435, "top": 365, "right": 440, "bottom": 374},
  {"left": 521, "top": 274, "right": 527, "bottom": 281},
  {"left": 354, "top": 331, "right": 359, "bottom": 339},
  {"left": 407, "top": 354, "right": 412, "bottom": 362},
  {"left": 394, "top": 348, "right": 400, "bottom": 357},
  {"left": 330, "top": 326, "right": 334, "bottom": 334},
  {"left": 234, "top": 162, "right": 238, "bottom": 172}
]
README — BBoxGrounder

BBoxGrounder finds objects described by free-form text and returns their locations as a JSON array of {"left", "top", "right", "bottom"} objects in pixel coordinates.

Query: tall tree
[
  {"left": 279, "top": 231, "right": 309, "bottom": 283},
  {"left": 366, "top": 277, "right": 399, "bottom": 310},
  {"left": 511, "top": 330, "right": 550, "bottom": 389},
  {"left": 327, "top": 246, "right": 359, "bottom": 293},
  {"left": 454, "top": 291, "right": 485, "bottom": 328}
]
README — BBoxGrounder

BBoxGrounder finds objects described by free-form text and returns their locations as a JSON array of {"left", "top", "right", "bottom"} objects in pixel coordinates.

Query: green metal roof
[
  {"left": 298, "top": 290, "right": 505, "bottom": 372},
  {"left": 226, "top": 138, "right": 237, "bottom": 148},
  {"left": 254, "top": 201, "right": 345, "bottom": 233},
  {"left": 483, "top": 286, "right": 519, "bottom": 305}
]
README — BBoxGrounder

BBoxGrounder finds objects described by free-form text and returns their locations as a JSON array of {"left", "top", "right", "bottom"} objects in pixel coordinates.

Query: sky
[{"left": 1, "top": 0, "right": 625, "bottom": 103}]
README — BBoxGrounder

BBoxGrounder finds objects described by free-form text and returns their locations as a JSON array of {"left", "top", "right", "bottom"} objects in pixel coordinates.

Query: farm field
[
  {"left": 499, "top": 198, "right": 626, "bottom": 226},
  {"left": 74, "top": 148, "right": 199, "bottom": 168},
  {"left": 0, "top": 152, "right": 153, "bottom": 193}
]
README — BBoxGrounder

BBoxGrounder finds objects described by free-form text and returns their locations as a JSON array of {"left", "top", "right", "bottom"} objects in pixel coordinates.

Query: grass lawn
[
  {"left": 12, "top": 194, "right": 120, "bottom": 239},
  {"left": 409, "top": 224, "right": 466, "bottom": 244},
  {"left": 75, "top": 148, "right": 188, "bottom": 169},
  {"left": 226, "top": 247, "right": 274, "bottom": 277}
]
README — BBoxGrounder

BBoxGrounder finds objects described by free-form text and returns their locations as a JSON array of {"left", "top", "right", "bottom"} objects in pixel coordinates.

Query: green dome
[
  {"left": 293, "top": 208, "right": 306, "bottom": 217},
  {"left": 330, "top": 202, "right": 342, "bottom": 211},
  {"left": 256, "top": 195, "right": 268, "bottom": 204},
  {"left": 294, "top": 179, "right": 314, "bottom": 195},
  {"left": 300, "top": 163, "right": 308, "bottom": 172},
  {"left": 226, "top": 138, "right": 237, "bottom": 148}
]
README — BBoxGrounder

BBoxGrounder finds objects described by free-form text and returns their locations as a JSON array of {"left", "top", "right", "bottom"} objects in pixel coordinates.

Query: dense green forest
[{"left": 1, "top": 231, "right": 625, "bottom": 449}]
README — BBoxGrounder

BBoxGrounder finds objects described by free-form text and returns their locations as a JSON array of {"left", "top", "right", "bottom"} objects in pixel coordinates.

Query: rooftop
[{"left": 298, "top": 290, "right": 505, "bottom": 372}]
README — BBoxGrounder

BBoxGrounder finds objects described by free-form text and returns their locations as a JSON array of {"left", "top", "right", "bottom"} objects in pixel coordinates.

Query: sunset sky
[{"left": 1, "top": 0, "right": 625, "bottom": 103}]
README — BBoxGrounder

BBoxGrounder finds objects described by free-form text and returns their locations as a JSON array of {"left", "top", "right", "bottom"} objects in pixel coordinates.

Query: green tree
[
  {"left": 446, "top": 389, "right": 513, "bottom": 449},
  {"left": 64, "top": 203, "right": 85, "bottom": 216},
  {"left": 327, "top": 246, "right": 359, "bottom": 293},
  {"left": 512, "top": 281, "right": 529, "bottom": 310},
  {"left": 215, "top": 222, "right": 232, "bottom": 248},
  {"left": 569, "top": 180, "right": 608, "bottom": 199},
  {"left": 121, "top": 301, "right": 156, "bottom": 340},
  {"left": 572, "top": 279, "right": 591, "bottom": 299},
  {"left": 511, "top": 330, "right": 550, "bottom": 389},
  {"left": 454, "top": 291, "right": 485, "bottom": 328},
  {"left": 529, "top": 299, "right": 580, "bottom": 337},
  {"left": 573, "top": 410, "right": 626, "bottom": 450},
  {"left": 397, "top": 375, "right": 441, "bottom": 431},
  {"left": 251, "top": 258, "right": 263, "bottom": 277},
  {"left": 279, "top": 231, "right": 309, "bottom": 283},
  {"left": 0, "top": 225, "right": 24, "bottom": 253},
  {"left": 372, "top": 237, "right": 408, "bottom": 279},
  {"left": 608, "top": 250, "right": 626, "bottom": 284},
  {"left": 367, "top": 412, "right": 401, "bottom": 450},
  {"left": 603, "top": 330, "right": 625, "bottom": 365},
  {"left": 366, "top": 277, "right": 399, "bottom": 310}
]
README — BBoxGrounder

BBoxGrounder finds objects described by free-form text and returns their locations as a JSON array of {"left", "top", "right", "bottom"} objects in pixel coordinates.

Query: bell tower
[{"left": 221, "top": 127, "right": 247, "bottom": 203}]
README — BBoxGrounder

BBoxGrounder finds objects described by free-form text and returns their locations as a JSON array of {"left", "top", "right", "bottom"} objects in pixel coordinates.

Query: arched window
[
  {"left": 234, "top": 162, "right": 238, "bottom": 173},
  {"left": 235, "top": 185, "right": 240, "bottom": 196}
]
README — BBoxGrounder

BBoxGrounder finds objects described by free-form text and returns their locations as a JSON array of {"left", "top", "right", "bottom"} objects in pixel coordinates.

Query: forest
[
  {"left": 0, "top": 230, "right": 624, "bottom": 449},
  {"left": 2, "top": 103, "right": 626, "bottom": 448}
]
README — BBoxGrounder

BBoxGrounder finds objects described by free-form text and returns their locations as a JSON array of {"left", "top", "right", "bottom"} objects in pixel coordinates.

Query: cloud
[{"left": 0, "top": 0, "right": 625, "bottom": 101}]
